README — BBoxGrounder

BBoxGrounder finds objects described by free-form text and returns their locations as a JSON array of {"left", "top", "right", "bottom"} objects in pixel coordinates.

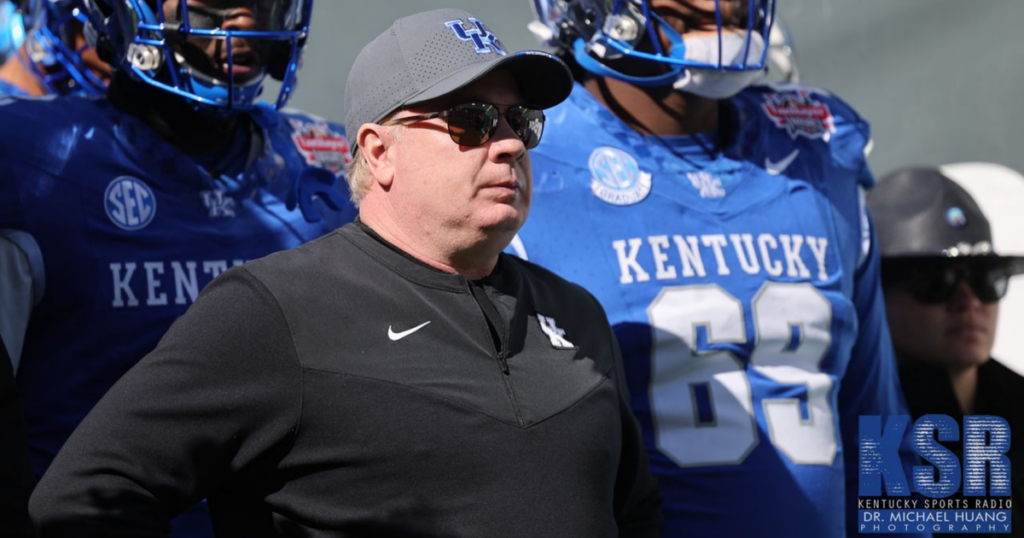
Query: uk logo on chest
[{"left": 201, "top": 190, "right": 236, "bottom": 220}]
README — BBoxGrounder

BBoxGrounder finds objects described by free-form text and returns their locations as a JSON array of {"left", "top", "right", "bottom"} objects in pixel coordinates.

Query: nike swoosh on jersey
[
  {"left": 765, "top": 149, "right": 800, "bottom": 176},
  {"left": 388, "top": 321, "right": 431, "bottom": 341}
]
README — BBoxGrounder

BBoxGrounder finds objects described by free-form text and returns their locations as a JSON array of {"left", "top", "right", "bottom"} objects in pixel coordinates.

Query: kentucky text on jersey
[
  {"left": 612, "top": 233, "right": 830, "bottom": 284},
  {"left": 109, "top": 259, "right": 246, "bottom": 307}
]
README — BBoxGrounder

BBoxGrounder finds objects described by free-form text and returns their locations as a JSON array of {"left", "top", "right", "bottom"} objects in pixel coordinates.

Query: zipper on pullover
[
  {"left": 466, "top": 280, "right": 524, "bottom": 426},
  {"left": 497, "top": 350, "right": 510, "bottom": 375}
]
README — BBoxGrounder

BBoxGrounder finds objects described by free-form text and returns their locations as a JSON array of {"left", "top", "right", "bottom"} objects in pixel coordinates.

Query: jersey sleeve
[
  {"left": 264, "top": 107, "right": 356, "bottom": 226},
  {"left": 838, "top": 211, "right": 930, "bottom": 537},
  {"left": 746, "top": 83, "right": 875, "bottom": 188},
  {"left": 0, "top": 105, "right": 27, "bottom": 232},
  {"left": 29, "top": 267, "right": 303, "bottom": 537},
  {"left": 819, "top": 85, "right": 874, "bottom": 189},
  {"left": 824, "top": 92, "right": 928, "bottom": 535}
]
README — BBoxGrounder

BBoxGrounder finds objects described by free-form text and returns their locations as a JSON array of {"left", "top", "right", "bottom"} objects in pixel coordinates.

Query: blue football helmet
[
  {"left": 18, "top": 0, "right": 107, "bottom": 94},
  {"left": 529, "top": 0, "right": 775, "bottom": 91},
  {"left": 0, "top": 0, "right": 26, "bottom": 64},
  {"left": 78, "top": 0, "right": 313, "bottom": 110}
]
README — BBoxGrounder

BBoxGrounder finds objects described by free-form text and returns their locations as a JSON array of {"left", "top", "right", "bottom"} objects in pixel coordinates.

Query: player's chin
[{"left": 223, "top": 64, "right": 266, "bottom": 84}]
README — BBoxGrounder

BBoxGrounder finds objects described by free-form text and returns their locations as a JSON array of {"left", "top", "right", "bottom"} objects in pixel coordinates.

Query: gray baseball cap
[{"left": 344, "top": 9, "right": 573, "bottom": 154}]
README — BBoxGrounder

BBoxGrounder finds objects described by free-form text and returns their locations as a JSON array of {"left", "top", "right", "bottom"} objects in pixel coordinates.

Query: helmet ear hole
[
  {"left": 268, "top": 42, "right": 291, "bottom": 81},
  {"left": 269, "top": 36, "right": 304, "bottom": 81}
]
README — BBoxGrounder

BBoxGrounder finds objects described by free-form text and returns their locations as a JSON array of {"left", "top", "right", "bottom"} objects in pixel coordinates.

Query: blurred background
[
  {"left": 291, "top": 0, "right": 1024, "bottom": 177},
  {"left": 286, "top": 0, "right": 1024, "bottom": 373}
]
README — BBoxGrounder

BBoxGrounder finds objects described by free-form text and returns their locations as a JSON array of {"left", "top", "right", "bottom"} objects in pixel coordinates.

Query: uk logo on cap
[{"left": 446, "top": 18, "right": 506, "bottom": 56}]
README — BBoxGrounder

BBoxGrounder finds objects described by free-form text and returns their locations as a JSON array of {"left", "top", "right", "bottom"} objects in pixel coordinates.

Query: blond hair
[{"left": 345, "top": 119, "right": 402, "bottom": 207}]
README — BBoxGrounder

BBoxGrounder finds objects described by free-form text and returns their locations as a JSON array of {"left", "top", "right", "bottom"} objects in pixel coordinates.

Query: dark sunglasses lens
[
  {"left": 448, "top": 104, "right": 498, "bottom": 147},
  {"left": 968, "top": 270, "right": 1008, "bottom": 303},
  {"left": 907, "top": 269, "right": 958, "bottom": 304},
  {"left": 507, "top": 106, "right": 545, "bottom": 149},
  {"left": 904, "top": 266, "right": 1008, "bottom": 304}
]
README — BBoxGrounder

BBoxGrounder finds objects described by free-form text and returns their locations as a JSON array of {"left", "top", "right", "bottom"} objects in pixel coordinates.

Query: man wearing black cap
[
  {"left": 29, "top": 9, "right": 661, "bottom": 538},
  {"left": 869, "top": 166, "right": 1024, "bottom": 536}
]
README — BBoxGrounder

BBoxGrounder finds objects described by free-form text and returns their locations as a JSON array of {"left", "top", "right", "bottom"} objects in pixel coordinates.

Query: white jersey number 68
[{"left": 647, "top": 282, "right": 838, "bottom": 467}]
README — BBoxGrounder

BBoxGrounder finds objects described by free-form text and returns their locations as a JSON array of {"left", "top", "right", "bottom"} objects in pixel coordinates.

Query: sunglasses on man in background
[{"left": 882, "top": 260, "right": 1011, "bottom": 304}]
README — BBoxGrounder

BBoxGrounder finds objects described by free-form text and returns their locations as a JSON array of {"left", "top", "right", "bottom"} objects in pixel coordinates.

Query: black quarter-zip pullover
[{"left": 31, "top": 222, "right": 662, "bottom": 538}]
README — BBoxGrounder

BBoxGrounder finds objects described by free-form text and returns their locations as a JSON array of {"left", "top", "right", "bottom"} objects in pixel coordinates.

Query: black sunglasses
[
  {"left": 383, "top": 102, "right": 546, "bottom": 150},
  {"left": 884, "top": 263, "right": 1010, "bottom": 304}
]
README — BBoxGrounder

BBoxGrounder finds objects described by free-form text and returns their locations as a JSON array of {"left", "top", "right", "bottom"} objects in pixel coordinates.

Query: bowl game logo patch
[
  {"left": 761, "top": 90, "right": 836, "bottom": 142},
  {"left": 289, "top": 119, "right": 351, "bottom": 176}
]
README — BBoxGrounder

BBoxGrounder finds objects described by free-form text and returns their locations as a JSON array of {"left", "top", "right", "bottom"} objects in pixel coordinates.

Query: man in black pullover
[{"left": 30, "top": 9, "right": 662, "bottom": 537}]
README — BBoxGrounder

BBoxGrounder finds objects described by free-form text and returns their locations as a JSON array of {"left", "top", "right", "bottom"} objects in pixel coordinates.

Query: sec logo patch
[
  {"left": 105, "top": 176, "right": 156, "bottom": 231},
  {"left": 588, "top": 147, "right": 652, "bottom": 206}
]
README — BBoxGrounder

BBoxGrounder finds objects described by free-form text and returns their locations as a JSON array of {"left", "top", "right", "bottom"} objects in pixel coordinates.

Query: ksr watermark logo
[{"left": 858, "top": 415, "right": 1012, "bottom": 534}]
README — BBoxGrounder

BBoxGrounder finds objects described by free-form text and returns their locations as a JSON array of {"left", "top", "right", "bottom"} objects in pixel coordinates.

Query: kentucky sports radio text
[{"left": 859, "top": 415, "right": 1013, "bottom": 534}]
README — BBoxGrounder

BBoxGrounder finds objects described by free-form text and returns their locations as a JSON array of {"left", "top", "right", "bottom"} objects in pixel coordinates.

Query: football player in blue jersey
[
  {"left": 516, "top": 1, "right": 925, "bottom": 536},
  {"left": 0, "top": 0, "right": 353, "bottom": 535},
  {"left": 0, "top": 0, "right": 110, "bottom": 96}
]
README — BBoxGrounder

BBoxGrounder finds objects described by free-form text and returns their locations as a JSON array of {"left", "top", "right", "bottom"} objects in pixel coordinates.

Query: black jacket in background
[
  {"left": 0, "top": 332, "right": 35, "bottom": 537},
  {"left": 30, "top": 223, "right": 661, "bottom": 537},
  {"left": 899, "top": 358, "right": 1024, "bottom": 537}
]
